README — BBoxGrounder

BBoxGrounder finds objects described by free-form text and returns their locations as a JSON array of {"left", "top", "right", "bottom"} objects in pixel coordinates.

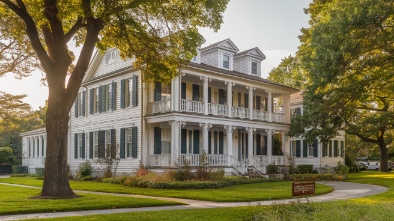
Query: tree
[
  {"left": 268, "top": 55, "right": 308, "bottom": 90},
  {"left": 293, "top": 0, "right": 394, "bottom": 171},
  {"left": 0, "top": 147, "right": 16, "bottom": 165},
  {"left": 0, "top": 0, "right": 229, "bottom": 197}
]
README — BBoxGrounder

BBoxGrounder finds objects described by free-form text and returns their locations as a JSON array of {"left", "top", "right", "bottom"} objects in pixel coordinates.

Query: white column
[
  {"left": 199, "top": 123, "right": 212, "bottom": 153},
  {"left": 247, "top": 127, "right": 256, "bottom": 166},
  {"left": 170, "top": 121, "right": 180, "bottom": 166},
  {"left": 172, "top": 76, "right": 180, "bottom": 112},
  {"left": 225, "top": 82, "right": 234, "bottom": 117},
  {"left": 267, "top": 90, "right": 272, "bottom": 122},
  {"left": 224, "top": 125, "right": 236, "bottom": 166},
  {"left": 247, "top": 86, "right": 255, "bottom": 120},
  {"left": 266, "top": 129, "right": 273, "bottom": 164},
  {"left": 200, "top": 76, "right": 211, "bottom": 115}
]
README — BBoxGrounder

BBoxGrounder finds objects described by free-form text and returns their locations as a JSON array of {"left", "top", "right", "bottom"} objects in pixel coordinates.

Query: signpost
[{"left": 292, "top": 182, "right": 315, "bottom": 202}]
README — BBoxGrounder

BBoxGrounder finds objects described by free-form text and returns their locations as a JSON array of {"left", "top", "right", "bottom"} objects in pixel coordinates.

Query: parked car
[
  {"left": 366, "top": 161, "right": 393, "bottom": 171},
  {"left": 357, "top": 162, "right": 366, "bottom": 171}
]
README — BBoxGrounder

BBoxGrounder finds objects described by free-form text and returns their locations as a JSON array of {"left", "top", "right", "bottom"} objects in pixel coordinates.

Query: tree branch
[{"left": 64, "top": 17, "right": 84, "bottom": 43}]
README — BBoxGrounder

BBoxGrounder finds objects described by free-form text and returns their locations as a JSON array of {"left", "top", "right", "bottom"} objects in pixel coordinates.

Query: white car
[{"left": 366, "top": 162, "right": 380, "bottom": 171}]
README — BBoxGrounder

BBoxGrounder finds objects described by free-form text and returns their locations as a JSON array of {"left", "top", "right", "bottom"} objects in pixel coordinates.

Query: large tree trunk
[
  {"left": 41, "top": 91, "right": 75, "bottom": 198},
  {"left": 378, "top": 142, "right": 388, "bottom": 172}
]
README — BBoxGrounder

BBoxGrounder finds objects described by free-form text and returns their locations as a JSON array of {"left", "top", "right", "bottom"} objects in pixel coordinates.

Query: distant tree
[
  {"left": 292, "top": 0, "right": 394, "bottom": 171},
  {"left": 268, "top": 55, "right": 308, "bottom": 90},
  {"left": 0, "top": 0, "right": 229, "bottom": 197},
  {"left": 0, "top": 146, "right": 16, "bottom": 165}
]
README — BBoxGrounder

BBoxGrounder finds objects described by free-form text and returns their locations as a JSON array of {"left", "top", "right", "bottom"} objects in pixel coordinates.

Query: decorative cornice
[
  {"left": 199, "top": 123, "right": 212, "bottom": 129},
  {"left": 200, "top": 76, "right": 212, "bottom": 83}
]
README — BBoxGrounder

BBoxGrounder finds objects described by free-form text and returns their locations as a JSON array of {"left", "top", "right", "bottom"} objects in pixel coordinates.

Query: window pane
[{"left": 223, "top": 55, "right": 229, "bottom": 68}]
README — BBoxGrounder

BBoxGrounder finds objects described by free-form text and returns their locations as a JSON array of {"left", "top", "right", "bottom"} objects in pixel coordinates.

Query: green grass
[
  {"left": 0, "top": 177, "right": 332, "bottom": 202},
  {"left": 0, "top": 184, "right": 181, "bottom": 216}
]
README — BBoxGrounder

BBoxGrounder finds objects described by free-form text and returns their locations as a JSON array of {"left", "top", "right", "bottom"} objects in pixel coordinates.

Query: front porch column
[
  {"left": 171, "top": 76, "right": 180, "bottom": 112},
  {"left": 247, "top": 127, "right": 256, "bottom": 166},
  {"left": 283, "top": 94, "right": 290, "bottom": 123},
  {"left": 225, "top": 82, "right": 234, "bottom": 117},
  {"left": 224, "top": 125, "right": 236, "bottom": 166},
  {"left": 266, "top": 129, "right": 273, "bottom": 164},
  {"left": 267, "top": 90, "right": 272, "bottom": 122},
  {"left": 200, "top": 76, "right": 211, "bottom": 115},
  {"left": 247, "top": 86, "right": 255, "bottom": 120},
  {"left": 199, "top": 123, "right": 212, "bottom": 153},
  {"left": 170, "top": 121, "right": 180, "bottom": 166}
]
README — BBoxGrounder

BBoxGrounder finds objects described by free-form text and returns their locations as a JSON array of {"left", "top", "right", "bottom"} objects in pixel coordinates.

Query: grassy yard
[
  {"left": 0, "top": 177, "right": 332, "bottom": 202},
  {"left": 0, "top": 184, "right": 181, "bottom": 216}
]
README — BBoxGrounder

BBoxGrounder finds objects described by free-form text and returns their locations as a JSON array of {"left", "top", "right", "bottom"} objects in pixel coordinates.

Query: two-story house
[{"left": 22, "top": 38, "right": 298, "bottom": 175}]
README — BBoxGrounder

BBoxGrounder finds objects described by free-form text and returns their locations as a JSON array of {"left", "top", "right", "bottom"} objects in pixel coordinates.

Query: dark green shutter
[
  {"left": 341, "top": 141, "right": 344, "bottom": 157},
  {"left": 154, "top": 82, "right": 162, "bottom": 101},
  {"left": 208, "top": 87, "right": 211, "bottom": 103},
  {"left": 219, "top": 89, "right": 225, "bottom": 105},
  {"left": 181, "top": 129, "right": 187, "bottom": 154},
  {"left": 89, "top": 132, "right": 93, "bottom": 159},
  {"left": 120, "top": 128, "right": 125, "bottom": 158},
  {"left": 256, "top": 134, "right": 261, "bottom": 155},
  {"left": 98, "top": 86, "right": 103, "bottom": 113},
  {"left": 329, "top": 141, "right": 333, "bottom": 157},
  {"left": 303, "top": 140, "right": 308, "bottom": 157},
  {"left": 89, "top": 89, "right": 94, "bottom": 114},
  {"left": 98, "top": 130, "right": 105, "bottom": 158},
  {"left": 82, "top": 91, "right": 86, "bottom": 116},
  {"left": 219, "top": 131, "right": 224, "bottom": 154},
  {"left": 74, "top": 133, "right": 78, "bottom": 159},
  {"left": 132, "top": 127, "right": 137, "bottom": 158},
  {"left": 81, "top": 133, "right": 85, "bottom": 159},
  {"left": 208, "top": 131, "right": 212, "bottom": 154},
  {"left": 214, "top": 131, "right": 218, "bottom": 154},
  {"left": 193, "top": 130, "right": 200, "bottom": 154},
  {"left": 256, "top": 96, "right": 261, "bottom": 110},
  {"left": 74, "top": 97, "right": 78, "bottom": 117},
  {"left": 181, "top": 82, "right": 186, "bottom": 99},
  {"left": 264, "top": 97, "right": 268, "bottom": 111},
  {"left": 313, "top": 139, "right": 318, "bottom": 157},
  {"left": 112, "top": 82, "right": 116, "bottom": 110},
  {"left": 192, "top": 84, "right": 199, "bottom": 101},
  {"left": 120, "top": 80, "right": 125, "bottom": 109},
  {"left": 132, "top": 76, "right": 138, "bottom": 107},
  {"left": 41, "top": 136, "right": 44, "bottom": 156},
  {"left": 322, "top": 143, "right": 327, "bottom": 157},
  {"left": 111, "top": 129, "right": 116, "bottom": 159},
  {"left": 154, "top": 127, "right": 161, "bottom": 154},
  {"left": 244, "top": 93, "right": 249, "bottom": 108},
  {"left": 334, "top": 140, "right": 338, "bottom": 157},
  {"left": 296, "top": 140, "right": 301, "bottom": 157}
]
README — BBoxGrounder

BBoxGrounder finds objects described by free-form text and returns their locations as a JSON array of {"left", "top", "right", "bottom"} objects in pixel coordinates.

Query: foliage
[
  {"left": 288, "top": 174, "right": 344, "bottom": 181},
  {"left": 268, "top": 55, "right": 308, "bottom": 90},
  {"left": 296, "top": 165, "right": 314, "bottom": 174},
  {"left": 345, "top": 155, "right": 360, "bottom": 173},
  {"left": 267, "top": 164, "right": 279, "bottom": 174},
  {"left": 35, "top": 168, "right": 45, "bottom": 179},
  {"left": 76, "top": 161, "right": 93, "bottom": 179},
  {"left": 0, "top": 146, "right": 15, "bottom": 165},
  {"left": 272, "top": 133, "right": 283, "bottom": 155},
  {"left": 334, "top": 161, "right": 349, "bottom": 175},
  {"left": 94, "top": 144, "right": 120, "bottom": 178},
  {"left": 293, "top": 0, "right": 394, "bottom": 172}
]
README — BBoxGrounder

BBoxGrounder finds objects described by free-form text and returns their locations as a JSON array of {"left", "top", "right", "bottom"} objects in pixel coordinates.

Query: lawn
[
  {"left": 0, "top": 184, "right": 181, "bottom": 216},
  {"left": 0, "top": 177, "right": 332, "bottom": 202}
]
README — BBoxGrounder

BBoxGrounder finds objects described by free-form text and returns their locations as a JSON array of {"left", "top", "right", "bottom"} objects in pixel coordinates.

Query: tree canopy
[
  {"left": 0, "top": 0, "right": 229, "bottom": 197},
  {"left": 289, "top": 0, "right": 394, "bottom": 171},
  {"left": 268, "top": 55, "right": 308, "bottom": 90}
]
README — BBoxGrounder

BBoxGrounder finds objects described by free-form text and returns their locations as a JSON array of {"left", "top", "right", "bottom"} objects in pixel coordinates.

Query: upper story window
[
  {"left": 291, "top": 107, "right": 302, "bottom": 118},
  {"left": 89, "top": 82, "right": 116, "bottom": 114},
  {"left": 121, "top": 76, "right": 139, "bottom": 109},
  {"left": 74, "top": 91, "right": 86, "bottom": 118},
  {"left": 105, "top": 51, "right": 117, "bottom": 65},
  {"left": 251, "top": 61, "right": 258, "bottom": 75},
  {"left": 223, "top": 54, "right": 230, "bottom": 69}
]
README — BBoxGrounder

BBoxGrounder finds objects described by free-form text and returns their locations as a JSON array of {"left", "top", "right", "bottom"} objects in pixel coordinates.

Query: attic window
[
  {"left": 251, "top": 62, "right": 258, "bottom": 75},
  {"left": 105, "top": 51, "right": 117, "bottom": 65},
  {"left": 223, "top": 54, "right": 230, "bottom": 69}
]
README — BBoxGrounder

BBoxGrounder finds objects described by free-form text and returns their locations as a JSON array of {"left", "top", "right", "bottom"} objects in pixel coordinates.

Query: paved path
[{"left": 0, "top": 181, "right": 388, "bottom": 221}]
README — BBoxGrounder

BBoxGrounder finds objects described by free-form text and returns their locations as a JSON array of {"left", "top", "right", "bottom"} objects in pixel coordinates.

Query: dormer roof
[
  {"left": 234, "top": 47, "right": 266, "bottom": 60},
  {"left": 200, "top": 38, "right": 239, "bottom": 53}
]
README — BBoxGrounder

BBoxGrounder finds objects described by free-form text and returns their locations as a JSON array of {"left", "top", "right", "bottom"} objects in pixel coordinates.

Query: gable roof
[
  {"left": 200, "top": 38, "right": 239, "bottom": 53},
  {"left": 234, "top": 47, "right": 266, "bottom": 60},
  {"left": 290, "top": 91, "right": 303, "bottom": 105},
  {"left": 83, "top": 49, "right": 103, "bottom": 83},
  {"left": 20, "top": 128, "right": 46, "bottom": 136}
]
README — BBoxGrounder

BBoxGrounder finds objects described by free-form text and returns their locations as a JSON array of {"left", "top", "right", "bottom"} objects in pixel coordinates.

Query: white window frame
[
  {"left": 126, "top": 128, "right": 132, "bottom": 157},
  {"left": 251, "top": 61, "right": 258, "bottom": 75},
  {"left": 222, "top": 54, "right": 230, "bottom": 69},
  {"left": 105, "top": 130, "right": 112, "bottom": 157},
  {"left": 308, "top": 142, "right": 314, "bottom": 157},
  {"left": 77, "top": 133, "right": 83, "bottom": 159},
  {"left": 106, "top": 50, "right": 117, "bottom": 65},
  {"left": 291, "top": 140, "right": 297, "bottom": 157}
]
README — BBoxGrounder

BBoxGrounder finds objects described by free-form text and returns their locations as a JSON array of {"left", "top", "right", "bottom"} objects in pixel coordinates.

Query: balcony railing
[
  {"left": 231, "top": 106, "right": 249, "bottom": 119},
  {"left": 253, "top": 155, "right": 287, "bottom": 165},
  {"left": 253, "top": 109, "right": 268, "bottom": 121},
  {"left": 181, "top": 99, "right": 204, "bottom": 114},
  {"left": 148, "top": 98, "right": 171, "bottom": 115},
  {"left": 272, "top": 113, "right": 286, "bottom": 123},
  {"left": 208, "top": 103, "right": 228, "bottom": 116},
  {"left": 149, "top": 154, "right": 172, "bottom": 167}
]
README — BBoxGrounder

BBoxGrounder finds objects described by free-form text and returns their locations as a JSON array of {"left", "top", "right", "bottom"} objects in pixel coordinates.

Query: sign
[{"left": 292, "top": 182, "right": 315, "bottom": 196}]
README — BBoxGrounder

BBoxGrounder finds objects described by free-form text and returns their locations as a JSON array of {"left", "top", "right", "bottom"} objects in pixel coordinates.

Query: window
[
  {"left": 161, "top": 83, "right": 171, "bottom": 100},
  {"left": 89, "top": 88, "right": 99, "bottom": 114},
  {"left": 27, "top": 138, "right": 31, "bottom": 157},
  {"left": 105, "top": 50, "right": 117, "bottom": 65},
  {"left": 74, "top": 133, "right": 85, "bottom": 159},
  {"left": 93, "top": 132, "right": 98, "bottom": 158},
  {"left": 126, "top": 128, "right": 132, "bottom": 157},
  {"left": 121, "top": 76, "right": 138, "bottom": 109},
  {"left": 106, "top": 130, "right": 112, "bottom": 158},
  {"left": 291, "top": 140, "right": 297, "bottom": 156},
  {"left": 41, "top": 135, "right": 45, "bottom": 157},
  {"left": 251, "top": 61, "right": 258, "bottom": 75},
  {"left": 223, "top": 54, "right": 230, "bottom": 69},
  {"left": 291, "top": 107, "right": 302, "bottom": 118},
  {"left": 120, "top": 127, "right": 138, "bottom": 158},
  {"left": 98, "top": 83, "right": 116, "bottom": 113},
  {"left": 36, "top": 137, "right": 39, "bottom": 156},
  {"left": 74, "top": 91, "right": 86, "bottom": 117},
  {"left": 308, "top": 142, "right": 314, "bottom": 157}
]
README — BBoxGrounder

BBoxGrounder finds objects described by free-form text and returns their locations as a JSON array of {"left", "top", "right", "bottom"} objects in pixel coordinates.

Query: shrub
[
  {"left": 288, "top": 174, "right": 344, "bottom": 181},
  {"left": 296, "top": 165, "right": 314, "bottom": 174},
  {"left": 35, "top": 168, "right": 45, "bottom": 179},
  {"left": 267, "top": 164, "right": 279, "bottom": 174},
  {"left": 11, "top": 165, "right": 28, "bottom": 174},
  {"left": 76, "top": 161, "right": 93, "bottom": 178},
  {"left": 334, "top": 161, "right": 349, "bottom": 175},
  {"left": 81, "top": 175, "right": 94, "bottom": 181}
]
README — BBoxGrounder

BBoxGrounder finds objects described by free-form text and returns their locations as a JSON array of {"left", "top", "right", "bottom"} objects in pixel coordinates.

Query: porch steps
[{"left": 247, "top": 166, "right": 266, "bottom": 178}]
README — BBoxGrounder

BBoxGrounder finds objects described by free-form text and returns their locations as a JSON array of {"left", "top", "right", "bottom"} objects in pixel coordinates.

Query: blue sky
[{"left": 0, "top": 0, "right": 311, "bottom": 109}]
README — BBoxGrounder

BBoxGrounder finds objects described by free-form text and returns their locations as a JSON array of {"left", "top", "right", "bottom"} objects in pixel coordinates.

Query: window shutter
[
  {"left": 296, "top": 140, "right": 301, "bottom": 157},
  {"left": 214, "top": 131, "right": 218, "bottom": 154},
  {"left": 154, "top": 127, "right": 161, "bottom": 154},
  {"left": 89, "top": 132, "right": 93, "bottom": 159},
  {"left": 208, "top": 87, "right": 211, "bottom": 103},
  {"left": 74, "top": 97, "right": 78, "bottom": 117},
  {"left": 219, "top": 131, "right": 224, "bottom": 154},
  {"left": 303, "top": 140, "right": 308, "bottom": 157},
  {"left": 219, "top": 89, "right": 225, "bottom": 105},
  {"left": 193, "top": 130, "right": 200, "bottom": 154},
  {"left": 132, "top": 76, "right": 138, "bottom": 107},
  {"left": 244, "top": 93, "right": 249, "bottom": 108},
  {"left": 82, "top": 91, "right": 86, "bottom": 116},
  {"left": 98, "top": 130, "right": 105, "bottom": 158},
  {"left": 256, "top": 134, "right": 261, "bottom": 155},
  {"left": 132, "top": 127, "right": 137, "bottom": 158},
  {"left": 181, "top": 82, "right": 186, "bottom": 99},
  {"left": 238, "top": 92, "right": 241, "bottom": 107},
  {"left": 82, "top": 133, "right": 86, "bottom": 159},
  {"left": 341, "top": 141, "right": 344, "bottom": 157},
  {"left": 98, "top": 86, "right": 103, "bottom": 113},
  {"left": 120, "top": 128, "right": 125, "bottom": 159},
  {"left": 263, "top": 135, "right": 268, "bottom": 155},
  {"left": 110, "top": 129, "right": 116, "bottom": 159},
  {"left": 313, "top": 139, "right": 318, "bottom": 157},
  {"left": 208, "top": 131, "right": 212, "bottom": 154},
  {"left": 154, "top": 82, "right": 162, "bottom": 101},
  {"left": 264, "top": 97, "right": 268, "bottom": 111},
  {"left": 192, "top": 84, "right": 199, "bottom": 101},
  {"left": 334, "top": 140, "right": 338, "bottom": 157},
  {"left": 256, "top": 96, "right": 261, "bottom": 110},
  {"left": 120, "top": 80, "right": 125, "bottom": 109},
  {"left": 89, "top": 89, "right": 94, "bottom": 114},
  {"left": 181, "top": 129, "right": 187, "bottom": 154},
  {"left": 74, "top": 133, "right": 78, "bottom": 159},
  {"left": 112, "top": 82, "right": 116, "bottom": 110},
  {"left": 329, "top": 141, "right": 333, "bottom": 157},
  {"left": 322, "top": 143, "right": 327, "bottom": 157}
]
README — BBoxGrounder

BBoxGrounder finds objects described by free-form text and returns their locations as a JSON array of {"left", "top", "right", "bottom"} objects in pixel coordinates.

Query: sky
[{"left": 0, "top": 0, "right": 311, "bottom": 110}]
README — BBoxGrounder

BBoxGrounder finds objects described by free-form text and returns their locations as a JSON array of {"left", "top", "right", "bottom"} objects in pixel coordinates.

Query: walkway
[{"left": 0, "top": 181, "right": 388, "bottom": 221}]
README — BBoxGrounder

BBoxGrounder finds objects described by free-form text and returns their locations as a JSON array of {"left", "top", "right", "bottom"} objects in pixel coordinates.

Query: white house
[
  {"left": 23, "top": 38, "right": 318, "bottom": 176},
  {"left": 289, "top": 91, "right": 345, "bottom": 170},
  {"left": 20, "top": 128, "right": 48, "bottom": 174}
]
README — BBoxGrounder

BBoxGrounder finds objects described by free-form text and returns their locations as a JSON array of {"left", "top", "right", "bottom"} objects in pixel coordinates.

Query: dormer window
[
  {"left": 223, "top": 54, "right": 230, "bottom": 69},
  {"left": 105, "top": 51, "right": 117, "bottom": 65},
  {"left": 251, "top": 61, "right": 258, "bottom": 75}
]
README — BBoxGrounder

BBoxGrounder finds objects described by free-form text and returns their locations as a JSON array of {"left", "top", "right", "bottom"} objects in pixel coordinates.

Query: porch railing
[
  {"left": 208, "top": 154, "right": 228, "bottom": 166},
  {"left": 252, "top": 109, "right": 268, "bottom": 121},
  {"left": 149, "top": 154, "right": 172, "bottom": 167},
  {"left": 229, "top": 155, "right": 246, "bottom": 174},
  {"left": 148, "top": 98, "right": 171, "bottom": 115},
  {"left": 250, "top": 155, "right": 267, "bottom": 174},
  {"left": 231, "top": 106, "right": 249, "bottom": 119},
  {"left": 272, "top": 113, "right": 286, "bottom": 123},
  {"left": 181, "top": 99, "right": 204, "bottom": 114},
  {"left": 208, "top": 103, "right": 228, "bottom": 116},
  {"left": 253, "top": 155, "right": 287, "bottom": 165}
]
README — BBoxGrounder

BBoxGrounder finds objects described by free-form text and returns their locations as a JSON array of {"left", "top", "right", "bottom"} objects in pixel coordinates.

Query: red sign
[{"left": 292, "top": 182, "right": 315, "bottom": 196}]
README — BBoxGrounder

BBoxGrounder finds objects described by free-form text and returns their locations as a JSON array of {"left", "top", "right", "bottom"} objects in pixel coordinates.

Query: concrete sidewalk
[{"left": 0, "top": 181, "right": 388, "bottom": 221}]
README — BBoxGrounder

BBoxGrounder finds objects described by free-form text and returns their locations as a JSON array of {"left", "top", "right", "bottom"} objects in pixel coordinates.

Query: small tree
[
  {"left": 94, "top": 144, "right": 120, "bottom": 178},
  {"left": 0, "top": 146, "right": 16, "bottom": 165}
]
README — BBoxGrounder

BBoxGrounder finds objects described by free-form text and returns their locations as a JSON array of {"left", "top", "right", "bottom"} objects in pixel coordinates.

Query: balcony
[
  {"left": 148, "top": 98, "right": 171, "bottom": 115},
  {"left": 181, "top": 99, "right": 204, "bottom": 114},
  {"left": 231, "top": 106, "right": 249, "bottom": 119},
  {"left": 208, "top": 103, "right": 228, "bottom": 116}
]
